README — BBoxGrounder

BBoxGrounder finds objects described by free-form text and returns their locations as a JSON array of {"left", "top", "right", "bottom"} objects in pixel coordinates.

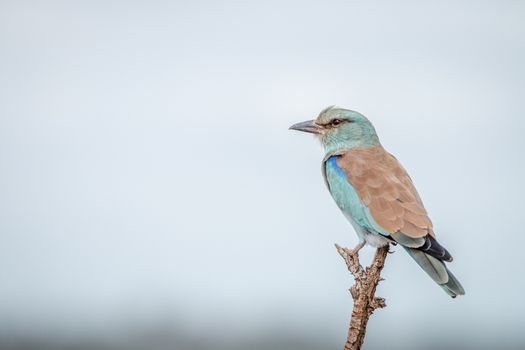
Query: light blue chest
[
  {"left": 324, "top": 156, "right": 391, "bottom": 243},
  {"left": 324, "top": 156, "right": 370, "bottom": 228}
]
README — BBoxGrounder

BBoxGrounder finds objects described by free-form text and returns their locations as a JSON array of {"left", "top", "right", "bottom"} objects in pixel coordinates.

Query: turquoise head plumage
[{"left": 290, "top": 106, "right": 380, "bottom": 155}]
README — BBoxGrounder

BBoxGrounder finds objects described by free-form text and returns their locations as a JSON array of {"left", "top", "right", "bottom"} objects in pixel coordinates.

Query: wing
[{"left": 336, "top": 146, "right": 452, "bottom": 262}]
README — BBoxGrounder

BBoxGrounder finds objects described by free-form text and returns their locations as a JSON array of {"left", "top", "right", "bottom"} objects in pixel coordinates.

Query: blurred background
[{"left": 1, "top": 0, "right": 524, "bottom": 349}]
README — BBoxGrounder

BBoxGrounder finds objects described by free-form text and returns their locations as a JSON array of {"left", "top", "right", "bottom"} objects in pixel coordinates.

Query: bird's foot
[{"left": 349, "top": 241, "right": 366, "bottom": 255}]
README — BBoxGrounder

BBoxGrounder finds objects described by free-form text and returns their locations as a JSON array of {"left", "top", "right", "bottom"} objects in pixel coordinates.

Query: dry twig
[{"left": 335, "top": 244, "right": 389, "bottom": 350}]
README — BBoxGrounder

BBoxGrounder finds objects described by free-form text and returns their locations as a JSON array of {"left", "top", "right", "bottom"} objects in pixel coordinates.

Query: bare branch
[{"left": 335, "top": 244, "right": 389, "bottom": 350}]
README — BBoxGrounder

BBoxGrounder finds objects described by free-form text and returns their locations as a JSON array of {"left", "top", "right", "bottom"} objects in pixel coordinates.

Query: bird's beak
[{"left": 289, "top": 120, "right": 323, "bottom": 134}]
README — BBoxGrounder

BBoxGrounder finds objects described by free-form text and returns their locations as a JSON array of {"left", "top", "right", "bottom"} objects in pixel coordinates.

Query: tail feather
[
  {"left": 419, "top": 235, "right": 453, "bottom": 262},
  {"left": 440, "top": 267, "right": 465, "bottom": 298},
  {"left": 404, "top": 247, "right": 465, "bottom": 297}
]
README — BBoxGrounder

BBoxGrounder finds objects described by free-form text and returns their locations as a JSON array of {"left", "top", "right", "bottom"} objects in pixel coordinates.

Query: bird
[{"left": 289, "top": 106, "right": 465, "bottom": 297}]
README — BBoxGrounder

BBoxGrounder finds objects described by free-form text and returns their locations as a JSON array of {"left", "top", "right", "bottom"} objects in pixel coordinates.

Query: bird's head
[{"left": 289, "top": 106, "right": 380, "bottom": 155}]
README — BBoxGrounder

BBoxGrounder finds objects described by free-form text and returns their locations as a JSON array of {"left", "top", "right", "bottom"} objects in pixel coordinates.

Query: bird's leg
[{"left": 349, "top": 240, "right": 366, "bottom": 255}]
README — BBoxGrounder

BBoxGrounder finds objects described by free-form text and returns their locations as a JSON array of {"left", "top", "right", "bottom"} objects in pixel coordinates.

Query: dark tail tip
[{"left": 441, "top": 268, "right": 465, "bottom": 297}]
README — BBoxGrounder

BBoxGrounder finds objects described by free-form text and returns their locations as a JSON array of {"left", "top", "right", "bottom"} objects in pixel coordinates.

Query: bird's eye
[{"left": 331, "top": 119, "right": 342, "bottom": 126}]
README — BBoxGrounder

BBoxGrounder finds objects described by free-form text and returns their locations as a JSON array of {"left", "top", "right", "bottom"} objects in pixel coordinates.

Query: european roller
[{"left": 290, "top": 106, "right": 465, "bottom": 297}]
